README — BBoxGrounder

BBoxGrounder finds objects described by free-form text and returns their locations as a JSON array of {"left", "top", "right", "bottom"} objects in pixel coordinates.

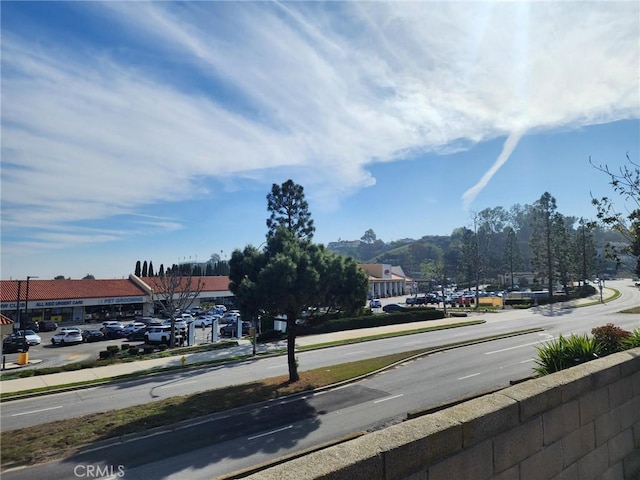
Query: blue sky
[{"left": 1, "top": 1, "right": 639, "bottom": 280}]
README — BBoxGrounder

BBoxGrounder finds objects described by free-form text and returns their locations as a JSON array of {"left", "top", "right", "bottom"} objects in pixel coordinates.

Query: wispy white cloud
[{"left": 1, "top": 1, "right": 638, "bottom": 254}]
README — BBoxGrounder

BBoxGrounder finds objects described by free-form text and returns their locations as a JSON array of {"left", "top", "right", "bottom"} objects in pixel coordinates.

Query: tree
[
  {"left": 590, "top": 153, "right": 640, "bottom": 275},
  {"left": 503, "top": 226, "right": 524, "bottom": 289},
  {"left": 530, "top": 192, "right": 560, "bottom": 301},
  {"left": 361, "top": 229, "right": 377, "bottom": 244},
  {"left": 148, "top": 261, "right": 155, "bottom": 277},
  {"left": 151, "top": 271, "right": 204, "bottom": 347},
  {"left": 231, "top": 180, "right": 368, "bottom": 382},
  {"left": 574, "top": 218, "right": 597, "bottom": 287},
  {"left": 141, "top": 261, "right": 148, "bottom": 277},
  {"left": 158, "top": 264, "right": 165, "bottom": 277},
  {"left": 135, "top": 261, "right": 141, "bottom": 277},
  {"left": 54, "top": 275, "right": 66, "bottom": 280},
  {"left": 82, "top": 274, "right": 95, "bottom": 280},
  {"left": 266, "top": 179, "right": 315, "bottom": 240}
]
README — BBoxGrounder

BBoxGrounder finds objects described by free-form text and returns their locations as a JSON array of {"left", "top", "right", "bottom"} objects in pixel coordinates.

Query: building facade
[{"left": 0, "top": 276, "right": 233, "bottom": 326}]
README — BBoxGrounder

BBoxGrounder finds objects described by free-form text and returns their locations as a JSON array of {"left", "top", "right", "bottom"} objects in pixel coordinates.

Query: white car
[
  {"left": 193, "top": 315, "right": 220, "bottom": 328},
  {"left": 101, "top": 321, "right": 123, "bottom": 330},
  {"left": 144, "top": 326, "right": 183, "bottom": 345},
  {"left": 122, "top": 322, "right": 146, "bottom": 334},
  {"left": 59, "top": 326, "right": 82, "bottom": 334},
  {"left": 51, "top": 331, "right": 83, "bottom": 345},
  {"left": 23, "top": 329, "right": 42, "bottom": 345}
]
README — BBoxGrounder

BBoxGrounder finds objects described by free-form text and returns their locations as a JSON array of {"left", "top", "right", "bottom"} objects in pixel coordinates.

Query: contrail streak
[{"left": 462, "top": 130, "right": 524, "bottom": 210}]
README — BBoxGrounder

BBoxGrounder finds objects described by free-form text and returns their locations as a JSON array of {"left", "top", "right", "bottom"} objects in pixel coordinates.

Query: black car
[
  {"left": 126, "top": 327, "right": 150, "bottom": 341},
  {"left": 81, "top": 329, "right": 105, "bottom": 342},
  {"left": 102, "top": 326, "right": 126, "bottom": 339},
  {"left": 38, "top": 320, "right": 58, "bottom": 332},
  {"left": 220, "top": 321, "right": 251, "bottom": 338},
  {"left": 382, "top": 303, "right": 406, "bottom": 313},
  {"left": 13, "top": 320, "right": 40, "bottom": 333},
  {"left": 3, "top": 334, "right": 30, "bottom": 353}
]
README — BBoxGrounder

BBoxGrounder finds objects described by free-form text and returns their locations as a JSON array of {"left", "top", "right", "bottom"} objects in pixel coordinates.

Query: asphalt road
[{"left": 2, "top": 280, "right": 639, "bottom": 479}]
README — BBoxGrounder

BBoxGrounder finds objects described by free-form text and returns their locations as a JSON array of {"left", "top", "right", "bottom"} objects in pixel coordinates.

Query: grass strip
[
  {"left": 1, "top": 349, "right": 426, "bottom": 468},
  {"left": 1, "top": 327, "right": 541, "bottom": 468},
  {"left": 297, "top": 319, "right": 485, "bottom": 350}
]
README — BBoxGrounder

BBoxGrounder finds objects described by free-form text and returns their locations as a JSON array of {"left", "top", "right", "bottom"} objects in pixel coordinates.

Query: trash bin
[{"left": 17, "top": 351, "right": 29, "bottom": 365}]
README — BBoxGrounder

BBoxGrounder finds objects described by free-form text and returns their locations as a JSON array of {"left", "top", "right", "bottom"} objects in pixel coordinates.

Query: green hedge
[{"left": 297, "top": 309, "right": 445, "bottom": 335}]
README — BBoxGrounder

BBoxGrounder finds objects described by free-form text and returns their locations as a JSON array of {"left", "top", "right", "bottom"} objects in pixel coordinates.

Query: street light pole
[{"left": 24, "top": 276, "right": 39, "bottom": 336}]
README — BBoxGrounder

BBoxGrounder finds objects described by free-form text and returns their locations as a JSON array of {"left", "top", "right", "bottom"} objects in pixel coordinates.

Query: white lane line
[
  {"left": 458, "top": 373, "right": 481, "bottom": 380},
  {"left": 485, "top": 341, "right": 547, "bottom": 355},
  {"left": 12, "top": 405, "right": 64, "bottom": 417},
  {"left": 521, "top": 358, "right": 535, "bottom": 364},
  {"left": 157, "top": 381, "right": 197, "bottom": 389},
  {"left": 248, "top": 425, "right": 293, "bottom": 440},
  {"left": 343, "top": 350, "right": 366, "bottom": 356},
  {"left": 374, "top": 394, "right": 404, "bottom": 404},
  {"left": 267, "top": 364, "right": 287, "bottom": 369}
]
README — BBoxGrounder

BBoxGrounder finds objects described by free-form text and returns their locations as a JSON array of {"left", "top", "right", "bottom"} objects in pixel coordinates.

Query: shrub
[
  {"left": 106, "top": 345, "right": 120, "bottom": 353},
  {"left": 143, "top": 345, "right": 155, "bottom": 354},
  {"left": 621, "top": 327, "right": 640, "bottom": 350},
  {"left": 99, "top": 350, "right": 113, "bottom": 360},
  {"left": 128, "top": 346, "right": 139, "bottom": 355},
  {"left": 257, "top": 329, "right": 286, "bottom": 342},
  {"left": 121, "top": 343, "right": 129, "bottom": 351},
  {"left": 591, "top": 323, "right": 631, "bottom": 356},
  {"left": 534, "top": 334, "right": 601, "bottom": 376},
  {"left": 158, "top": 344, "right": 169, "bottom": 351}
]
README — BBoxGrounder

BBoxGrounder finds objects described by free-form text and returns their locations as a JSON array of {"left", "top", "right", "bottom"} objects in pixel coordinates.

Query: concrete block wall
[{"left": 246, "top": 348, "right": 640, "bottom": 480}]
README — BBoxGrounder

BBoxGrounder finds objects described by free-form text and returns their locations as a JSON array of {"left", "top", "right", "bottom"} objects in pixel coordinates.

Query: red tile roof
[
  {"left": 0, "top": 279, "right": 147, "bottom": 302},
  {"left": 144, "top": 276, "right": 231, "bottom": 294},
  {"left": 0, "top": 313, "right": 14, "bottom": 325},
  {"left": 0, "top": 276, "right": 232, "bottom": 302}
]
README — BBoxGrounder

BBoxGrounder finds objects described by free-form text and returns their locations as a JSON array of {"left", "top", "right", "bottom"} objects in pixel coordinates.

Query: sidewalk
[
  {"left": 0, "top": 289, "right": 614, "bottom": 396},
  {"left": 0, "top": 317, "right": 468, "bottom": 395}
]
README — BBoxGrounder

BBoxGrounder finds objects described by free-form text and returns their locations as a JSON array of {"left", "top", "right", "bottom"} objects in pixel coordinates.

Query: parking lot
[{"left": 2, "top": 323, "right": 219, "bottom": 370}]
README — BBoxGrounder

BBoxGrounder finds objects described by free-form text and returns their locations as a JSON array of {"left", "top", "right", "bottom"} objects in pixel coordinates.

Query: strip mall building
[
  {"left": 0, "top": 264, "right": 410, "bottom": 325},
  {"left": 0, "top": 276, "right": 233, "bottom": 325}
]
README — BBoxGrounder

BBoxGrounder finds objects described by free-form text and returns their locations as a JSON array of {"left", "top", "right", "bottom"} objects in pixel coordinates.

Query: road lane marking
[
  {"left": 248, "top": 425, "right": 293, "bottom": 440},
  {"left": 343, "top": 350, "right": 366, "bottom": 356},
  {"left": 485, "top": 341, "right": 547, "bottom": 355},
  {"left": 12, "top": 405, "right": 64, "bottom": 417},
  {"left": 521, "top": 358, "right": 535, "bottom": 364},
  {"left": 458, "top": 373, "right": 481, "bottom": 380},
  {"left": 267, "top": 364, "right": 287, "bottom": 369},
  {"left": 374, "top": 394, "right": 404, "bottom": 404}
]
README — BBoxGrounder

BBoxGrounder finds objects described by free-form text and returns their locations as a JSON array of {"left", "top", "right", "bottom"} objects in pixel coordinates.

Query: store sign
[
  {"left": 35, "top": 299, "right": 85, "bottom": 307},
  {"left": 101, "top": 297, "right": 144, "bottom": 305}
]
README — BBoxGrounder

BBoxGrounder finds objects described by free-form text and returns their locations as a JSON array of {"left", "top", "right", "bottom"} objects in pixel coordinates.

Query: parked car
[
  {"left": 13, "top": 320, "right": 40, "bottom": 333},
  {"left": 193, "top": 315, "right": 220, "bottom": 328},
  {"left": 220, "top": 320, "right": 251, "bottom": 338},
  {"left": 220, "top": 312, "right": 240, "bottom": 324},
  {"left": 51, "top": 330, "right": 83, "bottom": 345},
  {"left": 38, "top": 320, "right": 58, "bottom": 332},
  {"left": 59, "top": 326, "right": 82, "bottom": 334},
  {"left": 22, "top": 329, "right": 41, "bottom": 345},
  {"left": 127, "top": 327, "right": 150, "bottom": 342},
  {"left": 369, "top": 299, "right": 382, "bottom": 308},
  {"left": 382, "top": 303, "right": 405, "bottom": 313},
  {"left": 103, "top": 326, "right": 126, "bottom": 339},
  {"left": 82, "top": 329, "right": 106, "bottom": 342},
  {"left": 122, "top": 322, "right": 146, "bottom": 335},
  {"left": 101, "top": 321, "right": 123, "bottom": 330},
  {"left": 144, "top": 326, "right": 184, "bottom": 345},
  {"left": 2, "top": 333, "right": 30, "bottom": 353},
  {"left": 163, "top": 320, "right": 188, "bottom": 331}
]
